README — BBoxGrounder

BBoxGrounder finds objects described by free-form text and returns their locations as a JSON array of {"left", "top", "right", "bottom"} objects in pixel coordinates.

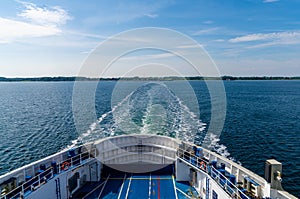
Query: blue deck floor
[
  {"left": 118, "top": 175, "right": 131, "bottom": 198},
  {"left": 128, "top": 175, "right": 150, "bottom": 199},
  {"left": 100, "top": 175, "right": 124, "bottom": 199},
  {"left": 151, "top": 175, "right": 177, "bottom": 199},
  {"left": 176, "top": 181, "right": 198, "bottom": 199},
  {"left": 75, "top": 165, "right": 197, "bottom": 199},
  {"left": 98, "top": 174, "right": 178, "bottom": 199}
]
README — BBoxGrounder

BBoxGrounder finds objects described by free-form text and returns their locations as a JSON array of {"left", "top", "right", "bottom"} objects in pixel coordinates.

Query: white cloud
[
  {"left": 263, "top": 0, "right": 279, "bottom": 3},
  {"left": 144, "top": 13, "right": 158, "bottom": 18},
  {"left": 0, "top": 17, "right": 61, "bottom": 43},
  {"left": 229, "top": 31, "right": 300, "bottom": 44},
  {"left": 17, "top": 1, "right": 72, "bottom": 26},
  {"left": 0, "top": 1, "right": 72, "bottom": 44}
]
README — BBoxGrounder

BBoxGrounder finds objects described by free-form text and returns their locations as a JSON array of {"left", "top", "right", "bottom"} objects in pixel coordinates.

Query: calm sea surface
[{"left": 0, "top": 80, "right": 299, "bottom": 196}]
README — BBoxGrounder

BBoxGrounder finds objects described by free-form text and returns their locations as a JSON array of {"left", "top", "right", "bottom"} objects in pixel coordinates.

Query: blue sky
[{"left": 0, "top": 0, "right": 299, "bottom": 77}]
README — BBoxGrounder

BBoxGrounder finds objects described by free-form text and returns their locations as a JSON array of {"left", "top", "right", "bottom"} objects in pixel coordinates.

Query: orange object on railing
[
  {"left": 200, "top": 161, "right": 206, "bottom": 171},
  {"left": 61, "top": 161, "right": 70, "bottom": 171}
]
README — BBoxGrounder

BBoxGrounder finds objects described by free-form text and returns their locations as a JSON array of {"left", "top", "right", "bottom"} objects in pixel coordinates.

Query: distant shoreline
[{"left": 0, "top": 76, "right": 299, "bottom": 82}]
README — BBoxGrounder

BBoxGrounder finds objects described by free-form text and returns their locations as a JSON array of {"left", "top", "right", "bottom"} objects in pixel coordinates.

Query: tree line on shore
[{"left": 0, "top": 76, "right": 299, "bottom": 82}]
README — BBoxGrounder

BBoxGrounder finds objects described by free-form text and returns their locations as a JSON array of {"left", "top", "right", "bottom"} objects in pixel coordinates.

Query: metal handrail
[
  {"left": 0, "top": 148, "right": 96, "bottom": 199},
  {"left": 177, "top": 148, "right": 250, "bottom": 199}
]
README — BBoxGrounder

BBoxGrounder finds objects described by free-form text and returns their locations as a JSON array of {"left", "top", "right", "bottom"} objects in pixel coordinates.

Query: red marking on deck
[{"left": 157, "top": 176, "right": 160, "bottom": 199}]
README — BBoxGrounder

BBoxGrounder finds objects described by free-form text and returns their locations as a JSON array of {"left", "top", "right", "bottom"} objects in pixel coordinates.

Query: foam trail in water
[
  {"left": 67, "top": 91, "right": 135, "bottom": 148},
  {"left": 206, "top": 133, "right": 231, "bottom": 158},
  {"left": 69, "top": 83, "right": 218, "bottom": 151},
  {"left": 68, "top": 83, "right": 238, "bottom": 166},
  {"left": 172, "top": 93, "right": 207, "bottom": 144}
]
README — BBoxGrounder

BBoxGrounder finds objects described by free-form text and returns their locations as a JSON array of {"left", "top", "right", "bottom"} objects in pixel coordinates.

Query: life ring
[
  {"left": 61, "top": 162, "right": 70, "bottom": 171},
  {"left": 200, "top": 161, "right": 206, "bottom": 171}
]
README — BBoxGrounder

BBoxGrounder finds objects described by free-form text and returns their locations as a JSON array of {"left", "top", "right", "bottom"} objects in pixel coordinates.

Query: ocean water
[{"left": 0, "top": 80, "right": 299, "bottom": 196}]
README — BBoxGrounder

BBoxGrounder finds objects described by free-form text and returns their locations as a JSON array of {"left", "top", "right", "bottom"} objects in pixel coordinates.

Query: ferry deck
[{"left": 0, "top": 134, "right": 297, "bottom": 199}]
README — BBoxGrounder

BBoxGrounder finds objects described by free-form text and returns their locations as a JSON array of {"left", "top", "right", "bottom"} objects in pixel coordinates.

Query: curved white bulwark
[{"left": 0, "top": 134, "right": 297, "bottom": 199}]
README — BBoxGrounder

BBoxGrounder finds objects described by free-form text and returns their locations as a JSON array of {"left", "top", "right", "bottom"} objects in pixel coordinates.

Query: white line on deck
[
  {"left": 125, "top": 175, "right": 132, "bottom": 199},
  {"left": 118, "top": 174, "right": 126, "bottom": 199},
  {"left": 148, "top": 174, "right": 152, "bottom": 199},
  {"left": 176, "top": 188, "right": 192, "bottom": 199},
  {"left": 98, "top": 174, "right": 110, "bottom": 199},
  {"left": 172, "top": 175, "right": 178, "bottom": 199},
  {"left": 82, "top": 181, "right": 106, "bottom": 199}
]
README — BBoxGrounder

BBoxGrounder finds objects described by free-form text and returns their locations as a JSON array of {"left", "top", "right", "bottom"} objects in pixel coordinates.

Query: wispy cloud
[
  {"left": 144, "top": 13, "right": 158, "bottom": 19},
  {"left": 0, "top": 17, "right": 61, "bottom": 43},
  {"left": 66, "top": 31, "right": 107, "bottom": 40},
  {"left": 0, "top": 1, "right": 72, "bottom": 44},
  {"left": 17, "top": 1, "right": 72, "bottom": 26},
  {"left": 119, "top": 52, "right": 176, "bottom": 61},
  {"left": 83, "top": 1, "right": 166, "bottom": 25},
  {"left": 263, "top": 0, "right": 279, "bottom": 3},
  {"left": 192, "top": 27, "right": 219, "bottom": 36},
  {"left": 176, "top": 44, "right": 202, "bottom": 49},
  {"left": 213, "top": 39, "right": 225, "bottom": 42},
  {"left": 203, "top": 20, "right": 214, "bottom": 24},
  {"left": 229, "top": 31, "right": 300, "bottom": 45}
]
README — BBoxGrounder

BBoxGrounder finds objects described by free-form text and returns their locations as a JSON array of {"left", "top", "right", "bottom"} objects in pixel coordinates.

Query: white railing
[
  {"left": 0, "top": 148, "right": 96, "bottom": 199},
  {"left": 177, "top": 148, "right": 250, "bottom": 199}
]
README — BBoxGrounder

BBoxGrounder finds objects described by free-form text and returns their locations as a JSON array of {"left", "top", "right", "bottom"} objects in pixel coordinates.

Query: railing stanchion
[
  {"left": 38, "top": 173, "right": 41, "bottom": 187},
  {"left": 22, "top": 184, "right": 25, "bottom": 199}
]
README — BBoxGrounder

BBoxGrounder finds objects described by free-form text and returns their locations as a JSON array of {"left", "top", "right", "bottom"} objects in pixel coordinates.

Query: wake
[{"left": 68, "top": 82, "right": 231, "bottom": 158}]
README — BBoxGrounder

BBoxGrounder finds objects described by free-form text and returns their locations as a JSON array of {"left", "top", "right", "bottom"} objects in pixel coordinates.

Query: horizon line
[{"left": 0, "top": 75, "right": 299, "bottom": 82}]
